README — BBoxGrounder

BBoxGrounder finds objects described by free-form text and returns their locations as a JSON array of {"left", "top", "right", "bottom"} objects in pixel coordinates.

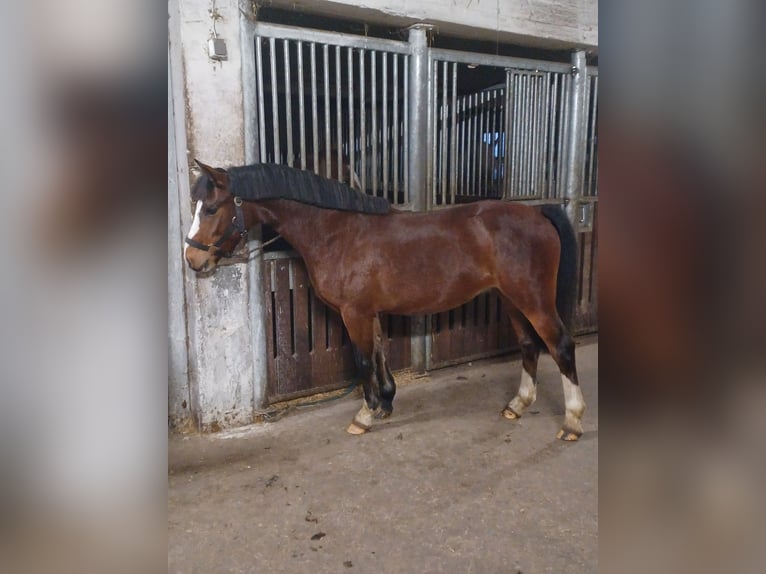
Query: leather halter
[{"left": 185, "top": 196, "right": 248, "bottom": 258}]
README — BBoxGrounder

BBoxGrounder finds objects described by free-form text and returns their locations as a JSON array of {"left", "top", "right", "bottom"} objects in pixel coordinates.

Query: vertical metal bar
[
  {"left": 348, "top": 47, "right": 355, "bottom": 186},
  {"left": 382, "top": 52, "right": 389, "bottom": 200},
  {"left": 440, "top": 61, "right": 448, "bottom": 205},
  {"left": 547, "top": 73, "right": 558, "bottom": 199},
  {"left": 393, "top": 54, "right": 399, "bottom": 201},
  {"left": 557, "top": 74, "right": 570, "bottom": 199},
  {"left": 491, "top": 89, "right": 498, "bottom": 197},
  {"left": 430, "top": 59, "right": 438, "bottom": 204},
  {"left": 564, "top": 50, "right": 588, "bottom": 228},
  {"left": 269, "top": 37, "right": 280, "bottom": 163},
  {"left": 532, "top": 75, "right": 540, "bottom": 197},
  {"left": 459, "top": 96, "right": 466, "bottom": 196},
  {"left": 371, "top": 51, "right": 378, "bottom": 196},
  {"left": 359, "top": 48, "right": 366, "bottom": 192},
  {"left": 283, "top": 40, "right": 293, "bottom": 167},
  {"left": 335, "top": 45, "right": 342, "bottom": 182},
  {"left": 514, "top": 73, "right": 523, "bottom": 196},
  {"left": 511, "top": 73, "right": 520, "bottom": 197},
  {"left": 586, "top": 75, "right": 598, "bottom": 196},
  {"left": 469, "top": 93, "right": 475, "bottom": 197},
  {"left": 403, "top": 54, "right": 409, "bottom": 203},
  {"left": 255, "top": 38, "right": 267, "bottom": 162},
  {"left": 478, "top": 91, "right": 489, "bottom": 197},
  {"left": 523, "top": 74, "right": 532, "bottom": 196},
  {"left": 540, "top": 73, "right": 551, "bottom": 197},
  {"left": 407, "top": 24, "right": 431, "bottom": 372},
  {"left": 323, "top": 44, "right": 331, "bottom": 178},
  {"left": 311, "top": 43, "right": 319, "bottom": 174},
  {"left": 503, "top": 69, "right": 512, "bottom": 198},
  {"left": 449, "top": 62, "right": 457, "bottom": 204},
  {"left": 297, "top": 41, "right": 306, "bottom": 169}
]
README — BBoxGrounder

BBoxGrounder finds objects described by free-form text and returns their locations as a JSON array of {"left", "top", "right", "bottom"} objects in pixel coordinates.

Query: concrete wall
[
  {"left": 264, "top": 0, "right": 597, "bottom": 50},
  {"left": 169, "top": 0, "right": 256, "bottom": 431}
]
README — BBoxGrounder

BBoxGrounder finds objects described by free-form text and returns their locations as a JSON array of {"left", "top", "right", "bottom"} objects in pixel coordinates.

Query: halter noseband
[{"left": 185, "top": 196, "right": 248, "bottom": 258}]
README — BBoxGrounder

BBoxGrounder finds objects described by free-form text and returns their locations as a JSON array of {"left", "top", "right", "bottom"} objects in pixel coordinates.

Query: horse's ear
[{"left": 193, "top": 159, "right": 229, "bottom": 189}]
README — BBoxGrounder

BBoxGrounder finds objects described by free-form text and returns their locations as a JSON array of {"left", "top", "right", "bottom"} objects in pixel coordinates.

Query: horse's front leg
[
  {"left": 372, "top": 316, "right": 396, "bottom": 419},
  {"left": 343, "top": 308, "right": 381, "bottom": 435}
]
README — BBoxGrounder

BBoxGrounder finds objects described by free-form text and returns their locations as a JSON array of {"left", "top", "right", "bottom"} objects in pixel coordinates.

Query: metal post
[
  {"left": 563, "top": 50, "right": 588, "bottom": 229},
  {"left": 240, "top": 3, "right": 268, "bottom": 410},
  {"left": 407, "top": 24, "right": 431, "bottom": 372}
]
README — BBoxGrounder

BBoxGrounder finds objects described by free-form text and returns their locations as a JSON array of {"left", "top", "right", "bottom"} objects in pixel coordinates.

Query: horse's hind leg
[
  {"left": 342, "top": 308, "right": 383, "bottom": 435},
  {"left": 501, "top": 306, "right": 542, "bottom": 420},
  {"left": 525, "top": 310, "right": 585, "bottom": 440}
]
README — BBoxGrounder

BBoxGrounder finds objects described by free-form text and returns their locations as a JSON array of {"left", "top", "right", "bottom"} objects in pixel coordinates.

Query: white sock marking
[{"left": 562, "top": 374, "right": 585, "bottom": 419}]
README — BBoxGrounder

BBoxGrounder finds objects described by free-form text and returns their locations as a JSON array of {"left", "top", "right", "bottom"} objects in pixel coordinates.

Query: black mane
[{"left": 224, "top": 163, "right": 390, "bottom": 214}]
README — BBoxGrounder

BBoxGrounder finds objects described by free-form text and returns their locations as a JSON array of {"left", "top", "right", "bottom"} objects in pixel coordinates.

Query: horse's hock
[{"left": 169, "top": 1, "right": 598, "bottom": 432}]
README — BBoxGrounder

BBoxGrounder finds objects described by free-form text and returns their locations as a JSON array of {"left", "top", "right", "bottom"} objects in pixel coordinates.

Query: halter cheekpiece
[{"left": 185, "top": 196, "right": 248, "bottom": 258}]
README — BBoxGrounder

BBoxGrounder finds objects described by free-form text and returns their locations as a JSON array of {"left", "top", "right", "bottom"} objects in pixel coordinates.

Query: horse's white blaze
[
  {"left": 562, "top": 374, "right": 585, "bottom": 420},
  {"left": 507, "top": 368, "right": 536, "bottom": 415},
  {"left": 185, "top": 201, "right": 203, "bottom": 256}
]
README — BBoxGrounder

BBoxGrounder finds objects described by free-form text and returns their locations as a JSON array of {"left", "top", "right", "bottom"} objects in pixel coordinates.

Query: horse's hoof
[
  {"left": 374, "top": 407, "right": 392, "bottom": 419},
  {"left": 346, "top": 421, "right": 369, "bottom": 435},
  {"left": 556, "top": 428, "right": 582, "bottom": 441},
  {"left": 502, "top": 407, "right": 520, "bottom": 420}
]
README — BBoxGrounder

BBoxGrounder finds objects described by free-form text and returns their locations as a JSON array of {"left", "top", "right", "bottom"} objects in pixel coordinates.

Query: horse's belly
[{"left": 381, "top": 273, "right": 493, "bottom": 315}]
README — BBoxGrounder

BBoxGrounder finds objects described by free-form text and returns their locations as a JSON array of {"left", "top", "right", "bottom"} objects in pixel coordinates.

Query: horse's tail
[{"left": 540, "top": 204, "right": 578, "bottom": 331}]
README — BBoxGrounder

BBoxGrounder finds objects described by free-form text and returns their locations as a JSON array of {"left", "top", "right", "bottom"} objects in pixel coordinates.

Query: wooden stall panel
[{"left": 430, "top": 291, "right": 516, "bottom": 369}]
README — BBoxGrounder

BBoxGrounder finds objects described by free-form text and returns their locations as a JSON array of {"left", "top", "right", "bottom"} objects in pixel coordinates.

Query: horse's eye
[{"left": 204, "top": 206, "right": 218, "bottom": 216}]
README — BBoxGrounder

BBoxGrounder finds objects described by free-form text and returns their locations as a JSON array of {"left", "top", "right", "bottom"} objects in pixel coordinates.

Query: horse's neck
[{"left": 252, "top": 200, "right": 339, "bottom": 258}]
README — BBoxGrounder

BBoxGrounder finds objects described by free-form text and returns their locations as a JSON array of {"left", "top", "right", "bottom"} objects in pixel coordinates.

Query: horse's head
[{"left": 184, "top": 160, "right": 248, "bottom": 274}]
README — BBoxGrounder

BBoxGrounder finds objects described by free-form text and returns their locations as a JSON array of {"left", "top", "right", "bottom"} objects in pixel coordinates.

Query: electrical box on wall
[{"left": 208, "top": 37, "right": 227, "bottom": 61}]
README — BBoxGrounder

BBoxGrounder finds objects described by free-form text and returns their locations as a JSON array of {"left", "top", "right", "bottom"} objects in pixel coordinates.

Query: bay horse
[{"left": 185, "top": 161, "right": 585, "bottom": 440}]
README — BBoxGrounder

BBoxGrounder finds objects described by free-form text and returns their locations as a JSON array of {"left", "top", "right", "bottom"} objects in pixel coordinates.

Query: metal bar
[
  {"left": 283, "top": 40, "right": 293, "bottom": 167},
  {"left": 407, "top": 24, "right": 430, "bottom": 372},
  {"left": 347, "top": 47, "right": 355, "bottom": 186},
  {"left": 523, "top": 73, "right": 532, "bottom": 196},
  {"left": 269, "top": 37, "right": 280, "bottom": 163},
  {"left": 557, "top": 74, "right": 570, "bottom": 199},
  {"left": 335, "top": 46, "right": 342, "bottom": 182},
  {"left": 393, "top": 54, "right": 399, "bottom": 201},
  {"left": 541, "top": 74, "right": 551, "bottom": 196},
  {"left": 382, "top": 52, "right": 389, "bottom": 200},
  {"left": 478, "top": 90, "right": 485, "bottom": 197},
  {"left": 428, "top": 47, "right": 571, "bottom": 74},
  {"left": 255, "top": 38, "right": 267, "bottom": 162},
  {"left": 449, "top": 62, "right": 457, "bottom": 204},
  {"left": 503, "top": 70, "right": 512, "bottom": 198},
  {"left": 586, "top": 75, "right": 598, "bottom": 196},
  {"left": 403, "top": 54, "right": 410, "bottom": 204},
  {"left": 359, "top": 48, "right": 366, "bottom": 192},
  {"left": 372, "top": 50, "right": 378, "bottom": 196},
  {"left": 468, "top": 93, "right": 475, "bottom": 197},
  {"left": 323, "top": 44, "right": 331, "bottom": 178},
  {"left": 563, "top": 50, "right": 588, "bottom": 229},
  {"left": 459, "top": 96, "right": 466, "bottom": 196},
  {"left": 311, "top": 43, "right": 319, "bottom": 174},
  {"left": 546, "top": 73, "right": 558, "bottom": 199},
  {"left": 440, "top": 61, "right": 448, "bottom": 205},
  {"left": 297, "top": 41, "right": 306, "bottom": 169},
  {"left": 254, "top": 22, "right": 410, "bottom": 54},
  {"left": 511, "top": 73, "right": 520, "bottom": 197},
  {"left": 530, "top": 76, "right": 540, "bottom": 196},
  {"left": 426, "top": 60, "right": 438, "bottom": 205}
]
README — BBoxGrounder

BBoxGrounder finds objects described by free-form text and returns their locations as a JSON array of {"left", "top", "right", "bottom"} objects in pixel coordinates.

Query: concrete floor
[{"left": 169, "top": 340, "right": 597, "bottom": 574}]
